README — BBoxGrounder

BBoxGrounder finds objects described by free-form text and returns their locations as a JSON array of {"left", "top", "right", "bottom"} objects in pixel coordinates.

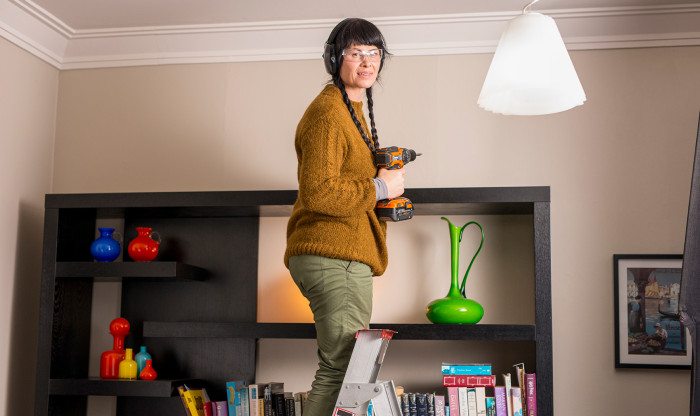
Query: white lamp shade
[{"left": 477, "top": 12, "right": 586, "bottom": 116}]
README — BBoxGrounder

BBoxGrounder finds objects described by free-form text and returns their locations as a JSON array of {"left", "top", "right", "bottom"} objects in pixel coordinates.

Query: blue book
[
  {"left": 226, "top": 381, "right": 248, "bottom": 416},
  {"left": 441, "top": 363, "right": 492, "bottom": 375}
]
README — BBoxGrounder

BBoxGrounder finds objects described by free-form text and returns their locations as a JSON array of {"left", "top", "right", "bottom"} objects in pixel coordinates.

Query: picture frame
[{"left": 614, "top": 254, "right": 691, "bottom": 368}]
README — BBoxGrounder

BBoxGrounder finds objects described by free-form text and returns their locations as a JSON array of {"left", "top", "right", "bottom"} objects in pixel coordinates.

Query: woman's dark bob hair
[{"left": 325, "top": 18, "right": 389, "bottom": 85}]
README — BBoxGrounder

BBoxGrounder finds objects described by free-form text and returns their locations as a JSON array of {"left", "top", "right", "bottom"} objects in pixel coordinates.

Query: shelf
[
  {"left": 55, "top": 262, "right": 208, "bottom": 281},
  {"left": 45, "top": 187, "right": 549, "bottom": 218},
  {"left": 49, "top": 378, "right": 200, "bottom": 397},
  {"left": 143, "top": 322, "right": 536, "bottom": 341}
]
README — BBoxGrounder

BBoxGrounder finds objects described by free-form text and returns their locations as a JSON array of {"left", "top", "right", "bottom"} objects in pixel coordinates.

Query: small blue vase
[
  {"left": 134, "top": 346, "right": 152, "bottom": 378},
  {"left": 90, "top": 228, "right": 121, "bottom": 262}
]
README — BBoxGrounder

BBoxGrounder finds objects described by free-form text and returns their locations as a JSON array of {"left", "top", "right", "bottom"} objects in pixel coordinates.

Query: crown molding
[{"left": 1, "top": 1, "right": 699, "bottom": 70}]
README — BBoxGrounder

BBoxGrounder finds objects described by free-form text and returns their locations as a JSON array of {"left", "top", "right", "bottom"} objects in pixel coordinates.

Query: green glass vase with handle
[{"left": 426, "top": 217, "right": 485, "bottom": 324}]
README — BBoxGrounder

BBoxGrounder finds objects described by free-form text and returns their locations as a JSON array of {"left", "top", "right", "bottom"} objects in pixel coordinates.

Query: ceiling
[
  {"left": 2, "top": 0, "right": 700, "bottom": 69},
  {"left": 23, "top": 0, "right": 700, "bottom": 30}
]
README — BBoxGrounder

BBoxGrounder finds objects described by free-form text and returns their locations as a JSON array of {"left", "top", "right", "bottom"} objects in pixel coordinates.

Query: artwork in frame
[{"left": 614, "top": 254, "right": 692, "bottom": 368}]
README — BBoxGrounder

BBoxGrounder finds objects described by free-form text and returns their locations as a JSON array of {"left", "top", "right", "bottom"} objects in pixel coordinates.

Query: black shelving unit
[{"left": 34, "top": 187, "right": 552, "bottom": 416}]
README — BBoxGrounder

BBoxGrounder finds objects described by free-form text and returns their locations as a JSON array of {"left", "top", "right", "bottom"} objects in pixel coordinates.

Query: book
[
  {"left": 293, "top": 392, "right": 306, "bottom": 416},
  {"left": 475, "top": 387, "right": 486, "bottom": 416},
  {"left": 258, "top": 399, "right": 264, "bottom": 416},
  {"left": 457, "top": 388, "right": 469, "bottom": 416},
  {"left": 401, "top": 393, "right": 410, "bottom": 416},
  {"left": 513, "top": 364, "right": 526, "bottom": 416},
  {"left": 511, "top": 388, "right": 522, "bottom": 416},
  {"left": 204, "top": 401, "right": 214, "bottom": 416},
  {"left": 435, "top": 395, "right": 446, "bottom": 416},
  {"left": 183, "top": 387, "right": 208, "bottom": 416},
  {"left": 467, "top": 388, "right": 477, "bottom": 416},
  {"left": 441, "top": 363, "right": 492, "bottom": 375},
  {"left": 409, "top": 393, "right": 418, "bottom": 416},
  {"left": 524, "top": 374, "right": 536, "bottom": 416},
  {"left": 502, "top": 374, "right": 512, "bottom": 416},
  {"left": 263, "top": 387, "right": 273, "bottom": 416},
  {"left": 248, "top": 385, "right": 259, "bottom": 416},
  {"left": 416, "top": 393, "right": 428, "bottom": 416},
  {"left": 447, "top": 387, "right": 460, "bottom": 416},
  {"left": 443, "top": 375, "right": 496, "bottom": 388},
  {"left": 485, "top": 398, "right": 495, "bottom": 416},
  {"left": 427, "top": 393, "right": 435, "bottom": 416},
  {"left": 215, "top": 401, "right": 230, "bottom": 416},
  {"left": 178, "top": 385, "right": 194, "bottom": 416},
  {"left": 285, "top": 395, "right": 296, "bottom": 416},
  {"left": 227, "top": 381, "right": 248, "bottom": 416},
  {"left": 272, "top": 392, "right": 287, "bottom": 416},
  {"left": 240, "top": 387, "right": 250, "bottom": 416},
  {"left": 494, "top": 387, "right": 507, "bottom": 416}
]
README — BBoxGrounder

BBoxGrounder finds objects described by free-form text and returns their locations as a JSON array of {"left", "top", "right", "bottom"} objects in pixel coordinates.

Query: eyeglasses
[{"left": 342, "top": 48, "right": 383, "bottom": 63}]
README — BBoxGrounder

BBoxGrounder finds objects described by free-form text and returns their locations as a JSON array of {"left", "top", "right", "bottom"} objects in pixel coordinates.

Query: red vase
[
  {"left": 139, "top": 359, "right": 158, "bottom": 381},
  {"left": 100, "top": 318, "right": 130, "bottom": 379},
  {"left": 127, "top": 227, "right": 161, "bottom": 262}
]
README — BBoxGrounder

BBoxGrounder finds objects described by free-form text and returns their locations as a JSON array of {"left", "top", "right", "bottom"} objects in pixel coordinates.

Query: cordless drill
[{"left": 375, "top": 146, "right": 421, "bottom": 222}]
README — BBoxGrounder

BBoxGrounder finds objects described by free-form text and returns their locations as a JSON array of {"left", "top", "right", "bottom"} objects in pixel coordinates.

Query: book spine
[
  {"left": 417, "top": 393, "right": 428, "bottom": 416},
  {"left": 467, "top": 388, "right": 477, "bottom": 416},
  {"left": 525, "top": 374, "right": 536, "bottom": 416},
  {"left": 511, "top": 388, "right": 522, "bottom": 416},
  {"left": 240, "top": 388, "right": 250, "bottom": 416},
  {"left": 248, "top": 385, "right": 259, "bottom": 416},
  {"left": 435, "top": 395, "right": 446, "bottom": 416},
  {"left": 216, "top": 402, "right": 230, "bottom": 416},
  {"left": 402, "top": 393, "right": 410, "bottom": 416},
  {"left": 447, "top": 387, "right": 460, "bottom": 416},
  {"left": 457, "top": 388, "right": 468, "bottom": 416},
  {"left": 272, "top": 393, "right": 285, "bottom": 416},
  {"left": 427, "top": 393, "right": 435, "bottom": 416},
  {"left": 475, "top": 387, "right": 486, "bottom": 416},
  {"left": 443, "top": 375, "right": 496, "bottom": 387},
  {"left": 441, "top": 364, "right": 492, "bottom": 375},
  {"left": 494, "top": 388, "right": 507, "bottom": 416},
  {"left": 409, "top": 393, "right": 418, "bottom": 416},
  {"left": 503, "top": 374, "right": 512, "bottom": 416},
  {"left": 294, "top": 393, "right": 303, "bottom": 416},
  {"left": 204, "top": 402, "right": 214, "bottom": 416},
  {"left": 485, "top": 398, "right": 495, "bottom": 416},
  {"left": 286, "top": 396, "right": 295, "bottom": 416}
]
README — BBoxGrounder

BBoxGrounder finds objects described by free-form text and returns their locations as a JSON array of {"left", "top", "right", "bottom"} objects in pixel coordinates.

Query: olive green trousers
[{"left": 288, "top": 255, "right": 373, "bottom": 416}]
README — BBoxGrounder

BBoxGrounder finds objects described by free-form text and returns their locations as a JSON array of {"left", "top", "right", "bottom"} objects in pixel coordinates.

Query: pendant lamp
[{"left": 477, "top": 0, "right": 586, "bottom": 115}]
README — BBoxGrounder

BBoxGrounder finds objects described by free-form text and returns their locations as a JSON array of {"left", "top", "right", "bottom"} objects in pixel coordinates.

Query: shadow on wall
[{"left": 6, "top": 201, "right": 43, "bottom": 416}]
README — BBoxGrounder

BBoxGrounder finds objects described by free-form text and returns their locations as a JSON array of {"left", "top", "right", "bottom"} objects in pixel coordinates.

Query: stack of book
[
  {"left": 179, "top": 382, "right": 309, "bottom": 416},
  {"left": 441, "top": 362, "right": 536, "bottom": 416}
]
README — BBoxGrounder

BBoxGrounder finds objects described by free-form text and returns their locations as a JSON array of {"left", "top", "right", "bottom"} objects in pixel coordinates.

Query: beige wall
[
  {"left": 48, "top": 45, "right": 700, "bottom": 415},
  {"left": 0, "top": 38, "right": 58, "bottom": 415}
]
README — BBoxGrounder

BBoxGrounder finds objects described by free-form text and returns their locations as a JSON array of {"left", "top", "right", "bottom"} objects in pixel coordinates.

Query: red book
[
  {"left": 447, "top": 387, "right": 460, "bottom": 416},
  {"left": 203, "top": 401, "right": 214, "bottom": 416},
  {"left": 442, "top": 375, "right": 496, "bottom": 387},
  {"left": 525, "top": 373, "right": 537, "bottom": 416}
]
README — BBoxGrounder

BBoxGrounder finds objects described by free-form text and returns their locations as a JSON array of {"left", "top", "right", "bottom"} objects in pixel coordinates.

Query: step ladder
[{"left": 332, "top": 329, "right": 402, "bottom": 416}]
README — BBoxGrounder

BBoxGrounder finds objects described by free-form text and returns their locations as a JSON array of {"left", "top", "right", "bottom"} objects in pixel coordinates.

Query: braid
[
  {"left": 338, "top": 83, "right": 376, "bottom": 154},
  {"left": 366, "top": 87, "right": 380, "bottom": 150}
]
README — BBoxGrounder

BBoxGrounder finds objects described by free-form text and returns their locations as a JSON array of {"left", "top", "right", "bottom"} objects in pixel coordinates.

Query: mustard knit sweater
[{"left": 284, "top": 84, "right": 388, "bottom": 276}]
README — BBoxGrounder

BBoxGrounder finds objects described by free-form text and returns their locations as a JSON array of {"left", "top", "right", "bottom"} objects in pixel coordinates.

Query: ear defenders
[{"left": 323, "top": 42, "right": 338, "bottom": 75}]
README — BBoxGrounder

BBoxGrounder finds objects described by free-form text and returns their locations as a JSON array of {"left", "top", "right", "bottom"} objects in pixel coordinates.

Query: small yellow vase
[{"left": 119, "top": 348, "right": 138, "bottom": 380}]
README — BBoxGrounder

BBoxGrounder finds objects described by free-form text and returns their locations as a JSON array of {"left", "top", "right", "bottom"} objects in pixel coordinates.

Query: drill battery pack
[{"left": 376, "top": 197, "right": 414, "bottom": 222}]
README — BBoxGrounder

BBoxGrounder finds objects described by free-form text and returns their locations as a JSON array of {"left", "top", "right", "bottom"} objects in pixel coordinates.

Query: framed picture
[{"left": 614, "top": 254, "right": 691, "bottom": 368}]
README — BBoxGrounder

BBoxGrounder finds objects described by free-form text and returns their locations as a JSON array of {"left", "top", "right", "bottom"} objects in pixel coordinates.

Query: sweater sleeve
[{"left": 296, "top": 117, "right": 377, "bottom": 217}]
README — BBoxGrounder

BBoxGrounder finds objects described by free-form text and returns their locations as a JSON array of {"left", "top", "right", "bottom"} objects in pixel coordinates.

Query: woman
[{"left": 284, "top": 18, "right": 405, "bottom": 416}]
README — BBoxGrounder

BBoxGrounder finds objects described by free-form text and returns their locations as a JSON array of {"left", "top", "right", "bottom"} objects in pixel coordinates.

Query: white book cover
[{"left": 475, "top": 387, "right": 486, "bottom": 416}]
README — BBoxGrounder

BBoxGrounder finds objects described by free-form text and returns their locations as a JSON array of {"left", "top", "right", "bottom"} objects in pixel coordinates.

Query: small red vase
[
  {"left": 127, "top": 227, "right": 161, "bottom": 262},
  {"left": 100, "top": 318, "right": 130, "bottom": 379},
  {"left": 139, "top": 359, "right": 158, "bottom": 380}
]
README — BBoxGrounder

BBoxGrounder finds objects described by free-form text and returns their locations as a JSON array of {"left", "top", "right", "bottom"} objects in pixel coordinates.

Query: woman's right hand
[{"left": 377, "top": 167, "right": 405, "bottom": 199}]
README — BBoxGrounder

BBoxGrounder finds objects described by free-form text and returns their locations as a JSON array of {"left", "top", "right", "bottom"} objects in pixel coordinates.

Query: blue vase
[
  {"left": 134, "top": 346, "right": 152, "bottom": 378},
  {"left": 90, "top": 228, "right": 121, "bottom": 262}
]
